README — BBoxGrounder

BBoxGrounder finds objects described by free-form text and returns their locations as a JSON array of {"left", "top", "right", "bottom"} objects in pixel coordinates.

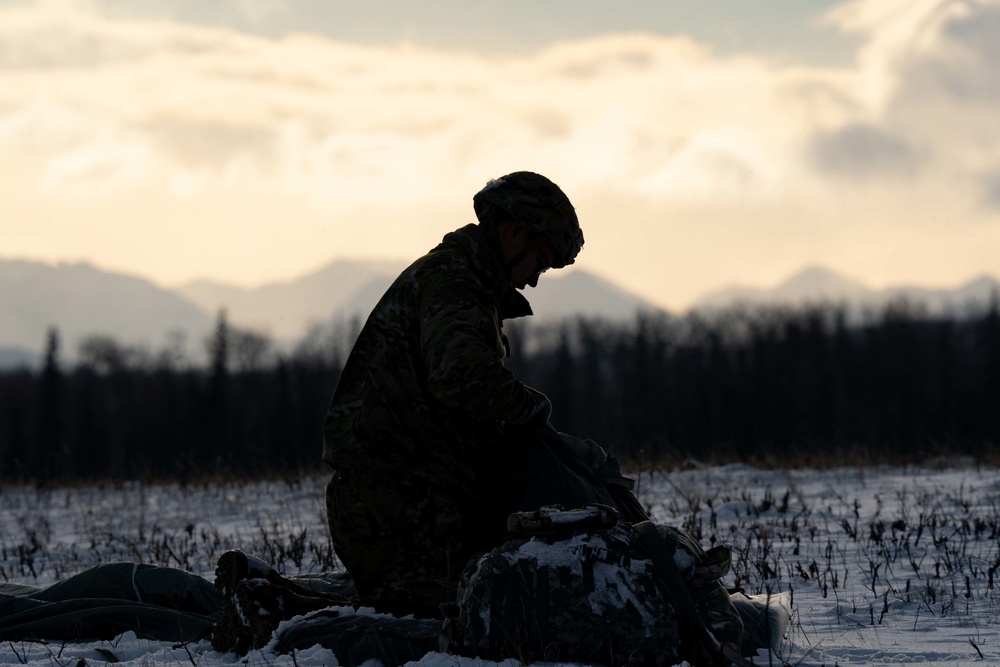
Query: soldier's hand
[{"left": 510, "top": 387, "right": 552, "bottom": 426}]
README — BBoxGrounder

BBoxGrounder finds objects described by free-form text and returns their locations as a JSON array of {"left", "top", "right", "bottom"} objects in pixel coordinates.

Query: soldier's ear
[{"left": 496, "top": 218, "right": 519, "bottom": 244}]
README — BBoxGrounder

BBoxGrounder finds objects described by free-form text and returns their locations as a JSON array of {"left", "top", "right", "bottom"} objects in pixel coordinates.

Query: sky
[{"left": 1, "top": 0, "right": 998, "bottom": 312}]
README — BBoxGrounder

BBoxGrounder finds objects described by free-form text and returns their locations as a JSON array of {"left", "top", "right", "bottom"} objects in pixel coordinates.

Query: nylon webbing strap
[{"left": 633, "top": 521, "right": 754, "bottom": 667}]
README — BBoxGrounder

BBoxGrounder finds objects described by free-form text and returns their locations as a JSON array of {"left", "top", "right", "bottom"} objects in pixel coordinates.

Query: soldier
[
  {"left": 212, "top": 173, "right": 760, "bottom": 663},
  {"left": 322, "top": 171, "right": 627, "bottom": 618}
]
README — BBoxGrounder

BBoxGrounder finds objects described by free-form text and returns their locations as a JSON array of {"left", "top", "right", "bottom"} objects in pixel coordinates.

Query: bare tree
[
  {"left": 78, "top": 335, "right": 148, "bottom": 373},
  {"left": 230, "top": 328, "right": 274, "bottom": 373}
]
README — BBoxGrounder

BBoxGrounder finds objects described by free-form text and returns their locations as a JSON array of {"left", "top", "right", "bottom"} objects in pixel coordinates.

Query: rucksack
[{"left": 447, "top": 506, "right": 744, "bottom": 667}]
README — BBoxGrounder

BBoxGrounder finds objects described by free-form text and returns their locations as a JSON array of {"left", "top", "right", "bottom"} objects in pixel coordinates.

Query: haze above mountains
[{"left": 1, "top": 258, "right": 997, "bottom": 368}]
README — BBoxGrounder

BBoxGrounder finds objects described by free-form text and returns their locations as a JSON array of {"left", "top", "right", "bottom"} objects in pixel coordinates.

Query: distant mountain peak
[
  {"left": 0, "top": 258, "right": 214, "bottom": 363},
  {"left": 778, "top": 265, "right": 867, "bottom": 289},
  {"left": 773, "top": 265, "right": 871, "bottom": 301},
  {"left": 694, "top": 265, "right": 998, "bottom": 315},
  {"left": 694, "top": 266, "right": 865, "bottom": 309}
]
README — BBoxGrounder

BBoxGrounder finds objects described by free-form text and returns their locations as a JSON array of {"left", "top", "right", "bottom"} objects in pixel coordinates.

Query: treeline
[
  {"left": 1, "top": 299, "right": 998, "bottom": 482},
  {"left": 511, "top": 299, "right": 1000, "bottom": 466},
  {"left": 0, "top": 314, "right": 354, "bottom": 482}
]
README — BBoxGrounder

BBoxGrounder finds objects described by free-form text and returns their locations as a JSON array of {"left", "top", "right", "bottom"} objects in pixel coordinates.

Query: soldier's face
[{"left": 509, "top": 236, "right": 555, "bottom": 290}]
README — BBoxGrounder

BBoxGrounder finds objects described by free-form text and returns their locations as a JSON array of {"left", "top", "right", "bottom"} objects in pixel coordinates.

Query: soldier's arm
[{"left": 419, "top": 278, "right": 535, "bottom": 423}]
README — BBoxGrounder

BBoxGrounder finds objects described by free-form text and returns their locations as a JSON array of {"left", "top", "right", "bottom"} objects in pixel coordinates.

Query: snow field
[{"left": 2, "top": 464, "right": 999, "bottom": 666}]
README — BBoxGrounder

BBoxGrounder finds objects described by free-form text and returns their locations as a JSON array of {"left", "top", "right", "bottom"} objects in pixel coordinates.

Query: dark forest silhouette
[{"left": 2, "top": 296, "right": 999, "bottom": 483}]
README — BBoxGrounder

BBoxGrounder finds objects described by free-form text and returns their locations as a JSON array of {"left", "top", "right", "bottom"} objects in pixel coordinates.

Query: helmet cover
[{"left": 473, "top": 171, "right": 584, "bottom": 268}]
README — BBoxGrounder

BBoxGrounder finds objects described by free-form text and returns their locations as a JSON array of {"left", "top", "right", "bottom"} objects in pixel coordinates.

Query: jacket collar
[{"left": 442, "top": 224, "right": 533, "bottom": 320}]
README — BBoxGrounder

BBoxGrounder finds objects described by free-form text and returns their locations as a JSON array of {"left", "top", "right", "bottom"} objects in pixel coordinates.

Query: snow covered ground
[{"left": 2, "top": 463, "right": 999, "bottom": 666}]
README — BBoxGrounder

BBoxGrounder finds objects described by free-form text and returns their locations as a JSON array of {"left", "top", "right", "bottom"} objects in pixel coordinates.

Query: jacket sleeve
[{"left": 419, "top": 275, "right": 534, "bottom": 423}]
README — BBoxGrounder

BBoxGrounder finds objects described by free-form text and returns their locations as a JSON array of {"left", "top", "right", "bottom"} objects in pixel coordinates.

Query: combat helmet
[{"left": 473, "top": 171, "right": 584, "bottom": 268}]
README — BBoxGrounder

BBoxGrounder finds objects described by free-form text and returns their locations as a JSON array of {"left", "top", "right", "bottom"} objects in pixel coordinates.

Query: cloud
[
  {"left": 142, "top": 120, "right": 273, "bottom": 169},
  {"left": 0, "top": 0, "right": 998, "bottom": 308},
  {"left": 808, "top": 123, "right": 920, "bottom": 181},
  {"left": 0, "top": 9, "right": 819, "bottom": 213},
  {"left": 980, "top": 172, "right": 1000, "bottom": 211},
  {"left": 822, "top": 0, "right": 1000, "bottom": 181}
]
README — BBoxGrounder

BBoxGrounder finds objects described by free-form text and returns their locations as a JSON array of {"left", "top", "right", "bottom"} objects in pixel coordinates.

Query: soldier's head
[{"left": 473, "top": 171, "right": 584, "bottom": 289}]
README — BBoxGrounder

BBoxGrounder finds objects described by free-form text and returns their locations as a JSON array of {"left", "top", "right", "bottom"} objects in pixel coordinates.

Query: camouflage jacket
[{"left": 323, "top": 223, "right": 539, "bottom": 497}]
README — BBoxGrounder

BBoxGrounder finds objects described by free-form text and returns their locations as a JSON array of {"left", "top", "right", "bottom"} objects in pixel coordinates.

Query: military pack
[{"left": 447, "top": 509, "right": 743, "bottom": 667}]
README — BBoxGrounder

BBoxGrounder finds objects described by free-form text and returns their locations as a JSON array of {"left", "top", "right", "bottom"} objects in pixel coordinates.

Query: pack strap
[{"left": 632, "top": 521, "right": 754, "bottom": 667}]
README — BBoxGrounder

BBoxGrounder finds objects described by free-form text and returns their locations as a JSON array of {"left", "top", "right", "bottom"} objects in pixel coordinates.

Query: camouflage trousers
[
  {"left": 326, "top": 467, "right": 485, "bottom": 618},
  {"left": 326, "top": 425, "right": 643, "bottom": 618}
]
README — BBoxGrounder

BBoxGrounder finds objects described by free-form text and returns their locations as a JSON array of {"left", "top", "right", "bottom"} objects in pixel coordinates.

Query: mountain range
[
  {"left": 175, "top": 260, "right": 661, "bottom": 340},
  {"left": 0, "top": 257, "right": 660, "bottom": 368},
  {"left": 693, "top": 265, "right": 999, "bottom": 316},
  {"left": 0, "top": 259, "right": 214, "bottom": 368},
  {"left": 1, "top": 259, "right": 996, "bottom": 369}
]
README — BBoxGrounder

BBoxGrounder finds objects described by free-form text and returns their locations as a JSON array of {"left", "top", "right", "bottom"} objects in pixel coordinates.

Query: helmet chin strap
[{"left": 504, "top": 243, "right": 536, "bottom": 272}]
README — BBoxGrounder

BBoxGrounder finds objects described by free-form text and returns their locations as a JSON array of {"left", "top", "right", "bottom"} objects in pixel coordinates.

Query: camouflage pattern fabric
[
  {"left": 655, "top": 524, "right": 744, "bottom": 657},
  {"left": 450, "top": 525, "right": 681, "bottom": 667},
  {"left": 325, "top": 421, "right": 639, "bottom": 616},
  {"left": 325, "top": 469, "right": 479, "bottom": 618},
  {"left": 450, "top": 523, "right": 744, "bottom": 667},
  {"left": 472, "top": 171, "right": 583, "bottom": 268},
  {"left": 323, "top": 223, "right": 559, "bottom": 614},
  {"left": 323, "top": 223, "right": 539, "bottom": 481}
]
